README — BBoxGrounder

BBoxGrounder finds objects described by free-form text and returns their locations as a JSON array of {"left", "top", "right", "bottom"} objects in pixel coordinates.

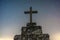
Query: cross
[{"left": 24, "top": 7, "right": 38, "bottom": 26}]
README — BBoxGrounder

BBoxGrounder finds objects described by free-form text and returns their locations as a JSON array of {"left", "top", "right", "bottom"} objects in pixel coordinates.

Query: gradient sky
[{"left": 0, "top": 0, "right": 60, "bottom": 40}]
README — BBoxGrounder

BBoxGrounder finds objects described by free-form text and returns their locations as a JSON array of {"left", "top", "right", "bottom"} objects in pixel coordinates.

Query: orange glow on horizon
[
  {"left": 0, "top": 37, "right": 13, "bottom": 40},
  {"left": 51, "top": 33, "right": 60, "bottom": 40}
]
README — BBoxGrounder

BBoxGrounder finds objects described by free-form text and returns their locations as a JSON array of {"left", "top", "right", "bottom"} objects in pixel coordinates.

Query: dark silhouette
[
  {"left": 14, "top": 7, "right": 50, "bottom": 40},
  {"left": 14, "top": 35, "right": 21, "bottom": 40},
  {"left": 24, "top": 7, "right": 38, "bottom": 26}
]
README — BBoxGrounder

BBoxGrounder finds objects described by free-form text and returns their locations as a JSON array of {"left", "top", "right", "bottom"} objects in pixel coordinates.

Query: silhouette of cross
[{"left": 24, "top": 7, "right": 38, "bottom": 26}]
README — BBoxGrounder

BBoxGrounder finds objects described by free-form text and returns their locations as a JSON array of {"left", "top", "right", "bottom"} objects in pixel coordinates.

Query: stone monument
[{"left": 14, "top": 7, "right": 50, "bottom": 40}]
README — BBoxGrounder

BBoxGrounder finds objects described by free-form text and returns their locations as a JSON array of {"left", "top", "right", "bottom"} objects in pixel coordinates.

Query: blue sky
[{"left": 0, "top": 0, "right": 60, "bottom": 40}]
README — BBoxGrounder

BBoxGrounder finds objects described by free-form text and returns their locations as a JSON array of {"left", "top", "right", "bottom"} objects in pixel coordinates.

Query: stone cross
[{"left": 24, "top": 7, "right": 38, "bottom": 26}]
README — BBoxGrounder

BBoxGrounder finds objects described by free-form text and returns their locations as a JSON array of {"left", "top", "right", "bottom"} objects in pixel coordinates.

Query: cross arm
[
  {"left": 24, "top": 11, "right": 38, "bottom": 14},
  {"left": 32, "top": 11, "right": 38, "bottom": 13},
  {"left": 24, "top": 11, "right": 30, "bottom": 14}
]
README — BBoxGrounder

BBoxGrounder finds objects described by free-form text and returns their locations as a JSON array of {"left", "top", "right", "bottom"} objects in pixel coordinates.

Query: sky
[{"left": 0, "top": 0, "right": 60, "bottom": 40}]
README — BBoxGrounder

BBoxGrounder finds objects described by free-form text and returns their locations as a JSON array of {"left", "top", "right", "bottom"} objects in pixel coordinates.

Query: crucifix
[{"left": 24, "top": 7, "right": 38, "bottom": 26}]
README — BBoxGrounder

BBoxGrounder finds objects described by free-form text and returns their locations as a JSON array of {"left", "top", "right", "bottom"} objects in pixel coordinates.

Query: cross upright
[{"left": 24, "top": 7, "right": 38, "bottom": 26}]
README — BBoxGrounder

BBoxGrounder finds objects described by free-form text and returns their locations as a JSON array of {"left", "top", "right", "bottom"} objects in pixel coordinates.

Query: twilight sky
[{"left": 0, "top": 0, "right": 60, "bottom": 40}]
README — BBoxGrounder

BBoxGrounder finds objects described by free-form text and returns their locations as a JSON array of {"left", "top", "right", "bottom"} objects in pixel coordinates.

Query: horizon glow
[{"left": 0, "top": 0, "right": 60, "bottom": 40}]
